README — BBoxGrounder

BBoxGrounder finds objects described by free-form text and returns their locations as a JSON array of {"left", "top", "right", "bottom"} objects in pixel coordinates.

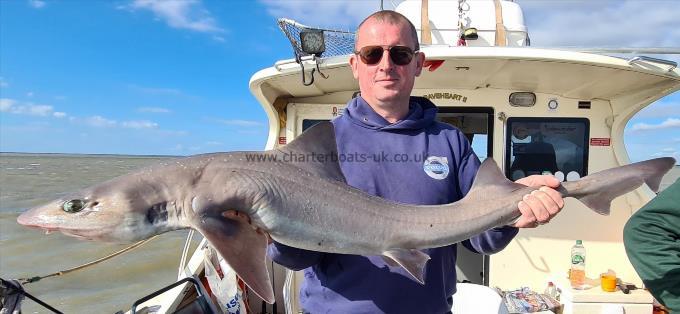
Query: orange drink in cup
[{"left": 600, "top": 273, "right": 617, "bottom": 292}]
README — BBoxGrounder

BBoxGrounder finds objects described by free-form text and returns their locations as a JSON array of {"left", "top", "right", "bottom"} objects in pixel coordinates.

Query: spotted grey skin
[{"left": 16, "top": 122, "right": 676, "bottom": 303}]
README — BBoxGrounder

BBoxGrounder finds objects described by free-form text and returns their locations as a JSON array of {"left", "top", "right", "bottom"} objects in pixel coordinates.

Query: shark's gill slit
[{"left": 146, "top": 202, "right": 169, "bottom": 225}]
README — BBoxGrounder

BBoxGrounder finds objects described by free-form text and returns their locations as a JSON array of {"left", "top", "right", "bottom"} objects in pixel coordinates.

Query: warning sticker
[{"left": 590, "top": 138, "right": 611, "bottom": 146}]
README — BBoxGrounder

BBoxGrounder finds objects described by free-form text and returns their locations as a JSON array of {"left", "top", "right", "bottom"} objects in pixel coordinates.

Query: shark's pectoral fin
[
  {"left": 382, "top": 249, "right": 431, "bottom": 284},
  {"left": 195, "top": 212, "right": 275, "bottom": 304}
]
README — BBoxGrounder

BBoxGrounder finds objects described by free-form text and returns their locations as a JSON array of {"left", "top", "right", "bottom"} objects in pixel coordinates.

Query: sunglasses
[{"left": 354, "top": 45, "right": 418, "bottom": 66}]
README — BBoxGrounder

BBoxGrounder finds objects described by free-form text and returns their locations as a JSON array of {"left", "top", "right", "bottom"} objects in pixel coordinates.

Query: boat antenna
[{"left": 380, "top": 0, "right": 384, "bottom": 10}]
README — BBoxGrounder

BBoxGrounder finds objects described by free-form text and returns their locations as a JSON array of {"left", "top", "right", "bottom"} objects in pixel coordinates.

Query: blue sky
[{"left": 0, "top": 0, "right": 678, "bottom": 161}]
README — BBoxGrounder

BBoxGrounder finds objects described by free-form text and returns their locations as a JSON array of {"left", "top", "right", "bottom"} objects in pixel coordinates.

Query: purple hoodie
[{"left": 268, "top": 96, "right": 518, "bottom": 313}]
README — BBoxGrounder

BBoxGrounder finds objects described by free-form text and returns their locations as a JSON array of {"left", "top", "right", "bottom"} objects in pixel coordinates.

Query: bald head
[{"left": 354, "top": 10, "right": 420, "bottom": 51}]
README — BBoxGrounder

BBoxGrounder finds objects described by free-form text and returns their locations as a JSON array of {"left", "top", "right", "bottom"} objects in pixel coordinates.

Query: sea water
[{"left": 0, "top": 153, "right": 200, "bottom": 313}]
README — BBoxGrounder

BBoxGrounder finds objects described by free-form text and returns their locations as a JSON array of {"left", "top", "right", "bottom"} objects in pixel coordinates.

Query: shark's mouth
[
  {"left": 19, "top": 219, "right": 117, "bottom": 241},
  {"left": 61, "top": 229, "right": 102, "bottom": 241}
]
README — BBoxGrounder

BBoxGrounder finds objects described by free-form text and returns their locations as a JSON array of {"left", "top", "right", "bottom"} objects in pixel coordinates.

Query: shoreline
[{"left": 0, "top": 151, "right": 181, "bottom": 158}]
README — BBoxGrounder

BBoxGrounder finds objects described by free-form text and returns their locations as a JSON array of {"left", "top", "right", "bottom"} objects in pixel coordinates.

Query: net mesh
[{"left": 277, "top": 18, "right": 356, "bottom": 59}]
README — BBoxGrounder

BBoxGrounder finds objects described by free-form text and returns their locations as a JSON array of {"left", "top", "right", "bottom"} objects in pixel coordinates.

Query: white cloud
[
  {"left": 630, "top": 118, "right": 680, "bottom": 132},
  {"left": 0, "top": 98, "right": 16, "bottom": 111},
  {"left": 634, "top": 99, "right": 680, "bottom": 118},
  {"left": 122, "top": 120, "right": 159, "bottom": 129},
  {"left": 0, "top": 77, "right": 8, "bottom": 88},
  {"left": 53, "top": 112, "right": 67, "bottom": 118},
  {"left": 205, "top": 141, "right": 222, "bottom": 145},
  {"left": 85, "top": 115, "right": 117, "bottom": 128},
  {"left": 26, "top": 92, "right": 34, "bottom": 97},
  {"left": 260, "top": 0, "right": 380, "bottom": 29},
  {"left": 27, "top": 104, "right": 53, "bottom": 116},
  {"left": 28, "top": 0, "right": 45, "bottom": 9},
  {"left": 129, "top": 0, "right": 225, "bottom": 33},
  {"left": 519, "top": 0, "right": 680, "bottom": 47},
  {"left": 137, "top": 106, "right": 172, "bottom": 113},
  {"left": 0, "top": 98, "right": 54, "bottom": 116},
  {"left": 217, "top": 119, "right": 265, "bottom": 127}
]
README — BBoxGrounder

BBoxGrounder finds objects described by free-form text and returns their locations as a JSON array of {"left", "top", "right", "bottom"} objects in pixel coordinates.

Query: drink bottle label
[{"left": 571, "top": 255, "right": 585, "bottom": 265}]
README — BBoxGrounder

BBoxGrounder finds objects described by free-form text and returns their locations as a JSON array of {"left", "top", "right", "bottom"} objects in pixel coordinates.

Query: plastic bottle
[
  {"left": 544, "top": 281, "right": 557, "bottom": 298},
  {"left": 570, "top": 240, "right": 586, "bottom": 288}
]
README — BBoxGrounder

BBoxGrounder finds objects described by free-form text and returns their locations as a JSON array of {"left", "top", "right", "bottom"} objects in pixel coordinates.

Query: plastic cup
[{"left": 600, "top": 274, "right": 617, "bottom": 292}]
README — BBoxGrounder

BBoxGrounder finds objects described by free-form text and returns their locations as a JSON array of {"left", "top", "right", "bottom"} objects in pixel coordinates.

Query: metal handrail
[{"left": 628, "top": 56, "right": 677, "bottom": 72}]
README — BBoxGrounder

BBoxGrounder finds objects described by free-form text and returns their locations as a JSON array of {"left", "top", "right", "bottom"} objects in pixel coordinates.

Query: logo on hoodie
[{"left": 423, "top": 156, "right": 449, "bottom": 180}]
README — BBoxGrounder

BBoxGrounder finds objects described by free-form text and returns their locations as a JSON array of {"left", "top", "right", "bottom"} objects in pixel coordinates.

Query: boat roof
[{"left": 251, "top": 46, "right": 679, "bottom": 101}]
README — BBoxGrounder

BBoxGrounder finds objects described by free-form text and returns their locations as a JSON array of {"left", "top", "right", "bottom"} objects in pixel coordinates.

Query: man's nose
[{"left": 377, "top": 49, "right": 394, "bottom": 71}]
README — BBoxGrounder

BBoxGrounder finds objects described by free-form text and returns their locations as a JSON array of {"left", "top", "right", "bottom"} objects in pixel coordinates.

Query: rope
[
  {"left": 457, "top": 0, "right": 467, "bottom": 46},
  {"left": 18, "top": 235, "right": 158, "bottom": 285}
]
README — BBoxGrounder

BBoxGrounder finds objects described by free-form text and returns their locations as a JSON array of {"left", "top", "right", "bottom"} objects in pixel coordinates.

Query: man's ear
[
  {"left": 414, "top": 52, "right": 426, "bottom": 77},
  {"left": 349, "top": 54, "right": 360, "bottom": 79}
]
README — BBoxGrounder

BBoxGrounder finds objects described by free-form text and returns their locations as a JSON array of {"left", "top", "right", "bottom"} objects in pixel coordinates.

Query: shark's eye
[{"left": 63, "top": 199, "right": 86, "bottom": 213}]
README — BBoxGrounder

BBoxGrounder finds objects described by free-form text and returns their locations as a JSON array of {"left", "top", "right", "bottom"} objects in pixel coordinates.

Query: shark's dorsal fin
[
  {"left": 468, "top": 158, "right": 527, "bottom": 197},
  {"left": 273, "top": 121, "right": 346, "bottom": 182}
]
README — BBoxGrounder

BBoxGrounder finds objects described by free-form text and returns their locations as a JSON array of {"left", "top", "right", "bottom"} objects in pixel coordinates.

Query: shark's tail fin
[{"left": 560, "top": 157, "right": 676, "bottom": 215}]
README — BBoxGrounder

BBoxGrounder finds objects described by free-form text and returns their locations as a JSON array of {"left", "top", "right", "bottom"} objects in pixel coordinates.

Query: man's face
[{"left": 350, "top": 19, "right": 425, "bottom": 108}]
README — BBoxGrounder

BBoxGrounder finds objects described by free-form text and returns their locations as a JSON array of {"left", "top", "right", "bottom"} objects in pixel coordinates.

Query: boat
[{"left": 123, "top": 0, "right": 680, "bottom": 313}]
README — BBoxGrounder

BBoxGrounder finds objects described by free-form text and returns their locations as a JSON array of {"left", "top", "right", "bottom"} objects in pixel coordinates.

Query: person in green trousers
[{"left": 624, "top": 178, "right": 680, "bottom": 313}]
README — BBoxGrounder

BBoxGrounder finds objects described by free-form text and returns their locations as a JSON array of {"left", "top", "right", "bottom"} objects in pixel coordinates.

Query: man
[
  {"left": 624, "top": 179, "right": 680, "bottom": 313},
  {"left": 268, "top": 10, "right": 564, "bottom": 313}
]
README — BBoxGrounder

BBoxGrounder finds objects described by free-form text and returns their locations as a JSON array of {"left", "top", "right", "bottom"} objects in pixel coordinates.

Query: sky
[{"left": 0, "top": 0, "right": 678, "bottom": 162}]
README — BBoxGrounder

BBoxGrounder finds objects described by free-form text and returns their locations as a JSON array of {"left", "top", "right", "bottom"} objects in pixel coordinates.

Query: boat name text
[{"left": 422, "top": 92, "right": 468, "bottom": 103}]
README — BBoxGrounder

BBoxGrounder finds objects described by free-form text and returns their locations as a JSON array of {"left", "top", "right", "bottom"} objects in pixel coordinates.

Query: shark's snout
[
  {"left": 17, "top": 206, "right": 57, "bottom": 229},
  {"left": 17, "top": 212, "right": 31, "bottom": 226},
  {"left": 17, "top": 208, "right": 43, "bottom": 227}
]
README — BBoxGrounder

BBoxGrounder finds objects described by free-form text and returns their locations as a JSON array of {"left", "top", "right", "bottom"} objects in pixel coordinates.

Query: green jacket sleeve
[{"left": 623, "top": 178, "right": 680, "bottom": 313}]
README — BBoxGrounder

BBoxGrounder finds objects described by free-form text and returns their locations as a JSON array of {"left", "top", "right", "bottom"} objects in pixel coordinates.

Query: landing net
[{"left": 277, "top": 18, "right": 355, "bottom": 59}]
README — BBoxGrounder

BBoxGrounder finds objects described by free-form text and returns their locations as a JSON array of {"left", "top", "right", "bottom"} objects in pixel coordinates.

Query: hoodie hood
[{"left": 343, "top": 96, "right": 438, "bottom": 131}]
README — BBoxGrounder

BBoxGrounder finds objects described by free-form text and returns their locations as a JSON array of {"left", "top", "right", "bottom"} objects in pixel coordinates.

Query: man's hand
[{"left": 512, "top": 175, "right": 564, "bottom": 228}]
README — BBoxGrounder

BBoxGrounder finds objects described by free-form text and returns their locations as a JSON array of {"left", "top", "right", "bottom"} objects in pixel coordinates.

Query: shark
[{"left": 17, "top": 122, "right": 676, "bottom": 303}]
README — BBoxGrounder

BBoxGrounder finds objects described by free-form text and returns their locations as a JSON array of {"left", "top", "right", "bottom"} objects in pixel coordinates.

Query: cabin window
[
  {"left": 437, "top": 107, "right": 494, "bottom": 160},
  {"left": 505, "top": 118, "right": 589, "bottom": 182},
  {"left": 302, "top": 119, "right": 329, "bottom": 132}
]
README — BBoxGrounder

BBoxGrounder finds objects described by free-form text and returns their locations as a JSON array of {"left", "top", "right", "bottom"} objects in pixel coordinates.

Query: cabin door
[{"left": 437, "top": 107, "right": 494, "bottom": 285}]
